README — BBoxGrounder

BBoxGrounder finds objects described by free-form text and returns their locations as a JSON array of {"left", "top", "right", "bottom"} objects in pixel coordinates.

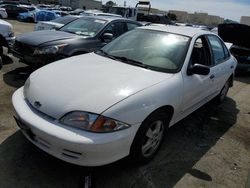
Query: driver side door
[{"left": 179, "top": 35, "right": 214, "bottom": 120}]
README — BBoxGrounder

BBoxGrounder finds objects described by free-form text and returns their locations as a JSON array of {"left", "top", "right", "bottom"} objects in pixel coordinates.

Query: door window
[
  {"left": 207, "top": 35, "right": 226, "bottom": 64},
  {"left": 104, "top": 22, "right": 127, "bottom": 38},
  {"left": 190, "top": 36, "right": 211, "bottom": 66}
]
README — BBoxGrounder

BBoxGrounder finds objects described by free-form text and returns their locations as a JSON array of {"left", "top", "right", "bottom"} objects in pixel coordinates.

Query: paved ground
[{"left": 0, "top": 20, "right": 250, "bottom": 188}]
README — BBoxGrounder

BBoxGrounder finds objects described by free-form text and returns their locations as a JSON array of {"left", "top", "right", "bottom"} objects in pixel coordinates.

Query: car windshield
[
  {"left": 60, "top": 18, "right": 106, "bottom": 37},
  {"left": 51, "top": 16, "right": 77, "bottom": 24},
  {"left": 99, "top": 29, "right": 190, "bottom": 73}
]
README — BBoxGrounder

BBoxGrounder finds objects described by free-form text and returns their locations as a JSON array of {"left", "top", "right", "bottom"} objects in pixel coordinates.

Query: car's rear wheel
[
  {"left": 130, "top": 110, "right": 169, "bottom": 164},
  {"left": 0, "top": 56, "right": 3, "bottom": 70},
  {"left": 215, "top": 79, "right": 230, "bottom": 104}
]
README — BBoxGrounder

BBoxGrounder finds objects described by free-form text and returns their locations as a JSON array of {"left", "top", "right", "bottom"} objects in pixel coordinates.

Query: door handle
[{"left": 210, "top": 74, "right": 215, "bottom": 79}]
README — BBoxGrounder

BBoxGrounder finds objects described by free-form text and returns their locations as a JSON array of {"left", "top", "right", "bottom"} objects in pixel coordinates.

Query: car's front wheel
[{"left": 130, "top": 110, "right": 169, "bottom": 164}]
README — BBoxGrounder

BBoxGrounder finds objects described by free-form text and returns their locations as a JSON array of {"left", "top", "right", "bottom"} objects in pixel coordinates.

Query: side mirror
[
  {"left": 187, "top": 64, "right": 210, "bottom": 75},
  {"left": 102, "top": 33, "right": 113, "bottom": 42}
]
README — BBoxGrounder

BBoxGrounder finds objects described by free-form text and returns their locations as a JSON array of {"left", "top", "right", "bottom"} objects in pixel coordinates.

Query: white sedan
[
  {"left": 12, "top": 25, "right": 237, "bottom": 166},
  {"left": 0, "top": 8, "right": 7, "bottom": 19}
]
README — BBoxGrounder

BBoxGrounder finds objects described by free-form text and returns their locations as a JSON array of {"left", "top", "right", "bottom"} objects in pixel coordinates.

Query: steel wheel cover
[{"left": 141, "top": 120, "right": 164, "bottom": 157}]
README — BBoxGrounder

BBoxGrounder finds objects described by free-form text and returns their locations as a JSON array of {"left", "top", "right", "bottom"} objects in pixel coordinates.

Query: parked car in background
[
  {"left": 69, "top": 8, "right": 85, "bottom": 15},
  {"left": 12, "top": 16, "right": 142, "bottom": 67},
  {"left": 17, "top": 6, "right": 38, "bottom": 22},
  {"left": 211, "top": 27, "right": 218, "bottom": 34},
  {"left": 34, "top": 15, "right": 80, "bottom": 31},
  {"left": 0, "top": 7, "right": 7, "bottom": 18},
  {"left": 12, "top": 26, "right": 237, "bottom": 166},
  {"left": 34, "top": 10, "right": 60, "bottom": 22},
  {"left": 81, "top": 10, "right": 122, "bottom": 18},
  {"left": 137, "top": 13, "right": 172, "bottom": 25},
  {"left": 53, "top": 10, "right": 69, "bottom": 17},
  {"left": 0, "top": 19, "right": 14, "bottom": 69},
  {"left": 59, "top": 6, "right": 72, "bottom": 12},
  {"left": 0, "top": 4, "right": 29, "bottom": 19},
  {"left": 36, "top": 4, "right": 52, "bottom": 10},
  {"left": 218, "top": 23, "right": 250, "bottom": 72}
]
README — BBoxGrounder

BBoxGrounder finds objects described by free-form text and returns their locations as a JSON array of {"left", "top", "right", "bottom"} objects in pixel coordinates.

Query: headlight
[
  {"left": 60, "top": 111, "right": 130, "bottom": 133},
  {"left": 33, "top": 44, "right": 67, "bottom": 55},
  {"left": 8, "top": 31, "right": 14, "bottom": 37}
]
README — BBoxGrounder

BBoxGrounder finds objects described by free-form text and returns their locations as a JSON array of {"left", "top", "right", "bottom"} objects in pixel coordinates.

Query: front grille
[{"left": 13, "top": 41, "right": 35, "bottom": 55}]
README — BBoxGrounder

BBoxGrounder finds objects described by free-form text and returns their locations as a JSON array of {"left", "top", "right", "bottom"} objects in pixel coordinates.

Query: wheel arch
[
  {"left": 143, "top": 105, "right": 174, "bottom": 128},
  {"left": 0, "top": 34, "right": 8, "bottom": 48},
  {"left": 229, "top": 73, "right": 234, "bottom": 87}
]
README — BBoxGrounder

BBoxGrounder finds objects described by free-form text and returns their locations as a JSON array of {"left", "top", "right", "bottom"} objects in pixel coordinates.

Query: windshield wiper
[
  {"left": 96, "top": 51, "right": 151, "bottom": 69},
  {"left": 63, "top": 30, "right": 75, "bottom": 34},
  {"left": 112, "top": 55, "right": 150, "bottom": 69},
  {"left": 95, "top": 49, "right": 118, "bottom": 60}
]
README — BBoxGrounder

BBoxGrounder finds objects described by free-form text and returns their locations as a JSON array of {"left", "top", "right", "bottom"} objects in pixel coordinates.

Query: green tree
[
  {"left": 105, "top": 1, "right": 117, "bottom": 7},
  {"left": 167, "top": 13, "right": 177, "bottom": 21}
]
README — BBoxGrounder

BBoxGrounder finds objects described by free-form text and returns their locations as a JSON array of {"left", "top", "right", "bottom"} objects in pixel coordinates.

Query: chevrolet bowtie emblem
[{"left": 34, "top": 101, "right": 42, "bottom": 108}]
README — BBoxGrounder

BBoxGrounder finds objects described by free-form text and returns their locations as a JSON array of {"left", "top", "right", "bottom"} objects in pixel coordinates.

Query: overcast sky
[{"left": 103, "top": 0, "right": 250, "bottom": 21}]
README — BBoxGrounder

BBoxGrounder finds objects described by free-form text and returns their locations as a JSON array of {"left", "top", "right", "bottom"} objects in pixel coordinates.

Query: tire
[
  {"left": 28, "top": 17, "right": 34, "bottom": 23},
  {"left": 130, "top": 110, "right": 169, "bottom": 164},
  {"left": 215, "top": 79, "right": 230, "bottom": 104}
]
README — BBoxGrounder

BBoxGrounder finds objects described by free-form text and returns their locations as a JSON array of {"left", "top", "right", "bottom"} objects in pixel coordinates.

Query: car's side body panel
[{"left": 103, "top": 73, "right": 182, "bottom": 126}]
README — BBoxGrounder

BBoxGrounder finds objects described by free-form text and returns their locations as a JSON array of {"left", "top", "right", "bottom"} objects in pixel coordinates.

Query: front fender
[{"left": 102, "top": 73, "right": 183, "bottom": 126}]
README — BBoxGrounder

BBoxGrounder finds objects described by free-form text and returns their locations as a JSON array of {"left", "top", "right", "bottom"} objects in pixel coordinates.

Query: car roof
[
  {"left": 140, "top": 25, "right": 213, "bottom": 37},
  {"left": 79, "top": 16, "right": 137, "bottom": 22}
]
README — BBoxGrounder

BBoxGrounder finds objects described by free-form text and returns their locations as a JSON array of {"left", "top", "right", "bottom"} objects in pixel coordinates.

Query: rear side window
[
  {"left": 222, "top": 42, "right": 230, "bottom": 59},
  {"left": 207, "top": 35, "right": 226, "bottom": 64}
]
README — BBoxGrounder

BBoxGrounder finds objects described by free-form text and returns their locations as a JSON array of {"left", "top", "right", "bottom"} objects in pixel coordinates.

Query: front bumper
[
  {"left": 12, "top": 50, "right": 66, "bottom": 66},
  {"left": 12, "top": 88, "right": 139, "bottom": 166}
]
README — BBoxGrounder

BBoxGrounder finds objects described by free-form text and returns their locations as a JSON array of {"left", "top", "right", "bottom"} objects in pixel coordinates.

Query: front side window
[
  {"left": 207, "top": 35, "right": 226, "bottom": 64},
  {"left": 103, "top": 22, "right": 127, "bottom": 38},
  {"left": 100, "top": 29, "right": 190, "bottom": 73},
  {"left": 190, "top": 36, "right": 211, "bottom": 66},
  {"left": 60, "top": 18, "right": 106, "bottom": 37}
]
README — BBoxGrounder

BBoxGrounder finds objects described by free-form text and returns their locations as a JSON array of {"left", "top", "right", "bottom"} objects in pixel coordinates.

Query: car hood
[
  {"left": 0, "top": 19, "right": 12, "bottom": 27},
  {"left": 218, "top": 23, "right": 250, "bottom": 49},
  {"left": 15, "top": 30, "right": 81, "bottom": 46},
  {"left": 35, "top": 22, "right": 64, "bottom": 31},
  {"left": 25, "top": 53, "right": 173, "bottom": 119}
]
